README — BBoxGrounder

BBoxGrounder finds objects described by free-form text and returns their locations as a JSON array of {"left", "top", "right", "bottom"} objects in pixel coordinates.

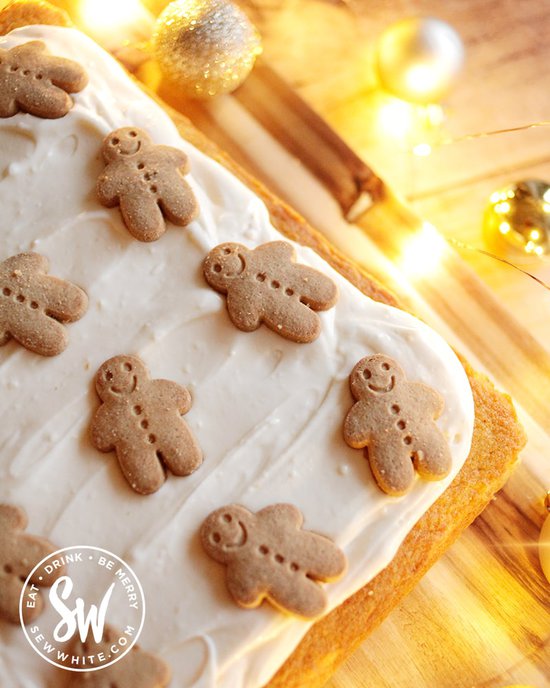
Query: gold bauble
[
  {"left": 483, "top": 180, "right": 550, "bottom": 258},
  {"left": 376, "top": 17, "right": 464, "bottom": 104},
  {"left": 152, "top": 0, "right": 262, "bottom": 98}
]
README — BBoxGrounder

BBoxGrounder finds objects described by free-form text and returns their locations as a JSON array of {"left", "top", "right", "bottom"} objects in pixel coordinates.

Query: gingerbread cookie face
[
  {"left": 66, "top": 625, "right": 171, "bottom": 688},
  {"left": 0, "top": 40, "right": 87, "bottom": 119},
  {"left": 97, "top": 127, "right": 199, "bottom": 242},
  {"left": 0, "top": 253, "right": 88, "bottom": 356},
  {"left": 91, "top": 355, "right": 203, "bottom": 495},
  {"left": 344, "top": 354, "right": 452, "bottom": 496},
  {"left": 203, "top": 241, "right": 338, "bottom": 343},
  {"left": 0, "top": 504, "right": 65, "bottom": 625},
  {"left": 201, "top": 503, "right": 347, "bottom": 618}
]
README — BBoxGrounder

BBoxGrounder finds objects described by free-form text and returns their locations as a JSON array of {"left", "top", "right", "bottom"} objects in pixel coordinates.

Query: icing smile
[{"left": 368, "top": 376, "right": 396, "bottom": 393}]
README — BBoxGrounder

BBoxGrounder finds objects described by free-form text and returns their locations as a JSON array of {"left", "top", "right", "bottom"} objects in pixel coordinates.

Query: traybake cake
[{"left": 0, "top": 2, "right": 525, "bottom": 687}]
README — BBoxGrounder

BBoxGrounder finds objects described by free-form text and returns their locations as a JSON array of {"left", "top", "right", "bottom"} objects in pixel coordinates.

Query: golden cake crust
[{"left": 0, "top": 4, "right": 526, "bottom": 686}]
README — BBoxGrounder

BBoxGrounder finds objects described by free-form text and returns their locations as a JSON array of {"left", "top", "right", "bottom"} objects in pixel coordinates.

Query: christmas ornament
[
  {"left": 483, "top": 180, "right": 550, "bottom": 258},
  {"left": 540, "top": 492, "right": 550, "bottom": 585},
  {"left": 152, "top": 0, "right": 262, "bottom": 98},
  {"left": 375, "top": 17, "right": 464, "bottom": 104}
]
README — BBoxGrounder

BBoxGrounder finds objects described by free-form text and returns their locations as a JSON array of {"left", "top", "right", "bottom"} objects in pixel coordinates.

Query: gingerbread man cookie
[
  {"left": 203, "top": 241, "right": 338, "bottom": 343},
  {"left": 0, "top": 503, "right": 65, "bottom": 625},
  {"left": 201, "top": 503, "right": 347, "bottom": 618},
  {"left": 97, "top": 127, "right": 199, "bottom": 242},
  {"left": 0, "top": 253, "right": 88, "bottom": 356},
  {"left": 0, "top": 40, "right": 88, "bottom": 118},
  {"left": 66, "top": 626, "right": 171, "bottom": 688},
  {"left": 343, "top": 354, "right": 452, "bottom": 496},
  {"left": 91, "top": 355, "right": 203, "bottom": 495}
]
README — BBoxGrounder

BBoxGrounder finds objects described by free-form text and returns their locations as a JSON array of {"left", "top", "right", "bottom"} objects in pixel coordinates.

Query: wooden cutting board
[{"left": 143, "top": 63, "right": 550, "bottom": 688}]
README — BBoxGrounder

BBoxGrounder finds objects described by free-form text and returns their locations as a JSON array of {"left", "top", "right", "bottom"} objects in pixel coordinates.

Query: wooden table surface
[{"left": 4, "top": 1, "right": 549, "bottom": 687}]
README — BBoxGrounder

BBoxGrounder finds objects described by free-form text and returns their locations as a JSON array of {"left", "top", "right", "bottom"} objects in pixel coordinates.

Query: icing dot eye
[
  {"left": 123, "top": 362, "right": 132, "bottom": 371},
  {"left": 137, "top": 163, "right": 145, "bottom": 170},
  {"left": 391, "top": 404, "right": 400, "bottom": 414},
  {"left": 275, "top": 554, "right": 284, "bottom": 563},
  {"left": 133, "top": 405, "right": 142, "bottom": 415},
  {"left": 285, "top": 288, "right": 294, "bottom": 296},
  {"left": 30, "top": 301, "right": 39, "bottom": 310},
  {"left": 148, "top": 434, "right": 156, "bottom": 444},
  {"left": 129, "top": 131, "right": 137, "bottom": 137},
  {"left": 16, "top": 294, "right": 25, "bottom": 303},
  {"left": 2, "top": 287, "right": 11, "bottom": 296},
  {"left": 363, "top": 369, "right": 372, "bottom": 380},
  {"left": 223, "top": 248, "right": 232, "bottom": 255},
  {"left": 213, "top": 264, "right": 222, "bottom": 273},
  {"left": 105, "top": 371, "right": 114, "bottom": 381},
  {"left": 259, "top": 545, "right": 269, "bottom": 555},
  {"left": 223, "top": 514, "right": 232, "bottom": 523},
  {"left": 382, "top": 362, "right": 390, "bottom": 371},
  {"left": 271, "top": 280, "right": 280, "bottom": 289},
  {"left": 290, "top": 563, "right": 299, "bottom": 571},
  {"left": 404, "top": 436, "right": 412, "bottom": 445},
  {"left": 111, "top": 137, "right": 120, "bottom": 145},
  {"left": 397, "top": 420, "right": 406, "bottom": 430},
  {"left": 256, "top": 273, "right": 266, "bottom": 282},
  {"left": 212, "top": 532, "right": 221, "bottom": 543},
  {"left": 141, "top": 419, "right": 148, "bottom": 429}
]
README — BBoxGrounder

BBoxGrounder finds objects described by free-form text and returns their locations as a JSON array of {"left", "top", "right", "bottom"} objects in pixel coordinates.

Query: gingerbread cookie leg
[
  {"left": 119, "top": 194, "right": 165, "bottom": 242},
  {"left": 158, "top": 182, "right": 198, "bottom": 227},
  {"left": 157, "top": 427, "right": 202, "bottom": 477},
  {"left": 412, "top": 429, "right": 452, "bottom": 480},
  {"left": 9, "top": 310, "right": 69, "bottom": 356},
  {"left": 367, "top": 439, "right": 416, "bottom": 496},
  {"left": 117, "top": 442, "right": 166, "bottom": 495}
]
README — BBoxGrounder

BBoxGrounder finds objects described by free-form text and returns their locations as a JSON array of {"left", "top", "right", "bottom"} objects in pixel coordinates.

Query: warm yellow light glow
[
  {"left": 399, "top": 222, "right": 446, "bottom": 279},
  {"left": 404, "top": 64, "right": 440, "bottom": 98},
  {"left": 80, "top": 0, "right": 144, "bottom": 33},
  {"left": 490, "top": 191, "right": 507, "bottom": 204},
  {"left": 499, "top": 222, "right": 511, "bottom": 235},
  {"left": 544, "top": 189, "right": 550, "bottom": 203},
  {"left": 412, "top": 143, "right": 432, "bottom": 157},
  {"left": 506, "top": 189, "right": 516, "bottom": 199},
  {"left": 426, "top": 104, "right": 445, "bottom": 126},
  {"left": 535, "top": 246, "right": 545, "bottom": 256},
  {"left": 529, "top": 229, "right": 541, "bottom": 240},
  {"left": 494, "top": 201, "right": 511, "bottom": 214},
  {"left": 378, "top": 98, "right": 414, "bottom": 138},
  {"left": 525, "top": 240, "right": 536, "bottom": 252},
  {"left": 543, "top": 203, "right": 550, "bottom": 213}
]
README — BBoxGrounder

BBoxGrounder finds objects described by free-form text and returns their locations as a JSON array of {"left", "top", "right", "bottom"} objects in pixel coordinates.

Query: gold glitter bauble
[
  {"left": 483, "top": 180, "right": 550, "bottom": 258},
  {"left": 153, "top": 0, "right": 262, "bottom": 98}
]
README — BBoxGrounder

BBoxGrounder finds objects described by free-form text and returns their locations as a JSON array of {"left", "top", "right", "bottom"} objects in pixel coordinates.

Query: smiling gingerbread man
[
  {"left": 90, "top": 355, "right": 202, "bottom": 494},
  {"left": 97, "top": 127, "right": 199, "bottom": 242},
  {"left": 343, "top": 354, "right": 451, "bottom": 496}
]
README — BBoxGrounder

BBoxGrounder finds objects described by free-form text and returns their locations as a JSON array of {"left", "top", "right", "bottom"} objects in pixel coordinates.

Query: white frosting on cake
[{"left": 0, "top": 26, "right": 474, "bottom": 687}]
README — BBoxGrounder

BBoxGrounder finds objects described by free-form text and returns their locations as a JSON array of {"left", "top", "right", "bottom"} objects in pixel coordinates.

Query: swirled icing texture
[{"left": 0, "top": 26, "right": 474, "bottom": 687}]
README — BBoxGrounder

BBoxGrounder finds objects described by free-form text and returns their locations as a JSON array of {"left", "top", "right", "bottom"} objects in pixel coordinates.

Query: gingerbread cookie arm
[
  {"left": 254, "top": 240, "right": 294, "bottom": 263},
  {"left": 152, "top": 379, "right": 192, "bottom": 414},
  {"left": 0, "top": 503, "right": 26, "bottom": 530},
  {"left": 411, "top": 382, "right": 445, "bottom": 418},
  {"left": 343, "top": 401, "right": 375, "bottom": 448},
  {"left": 257, "top": 503, "right": 303, "bottom": 530},
  {"left": 157, "top": 145, "right": 190, "bottom": 173},
  {"left": 120, "top": 193, "right": 165, "bottom": 242},
  {"left": 90, "top": 404, "right": 119, "bottom": 452}
]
